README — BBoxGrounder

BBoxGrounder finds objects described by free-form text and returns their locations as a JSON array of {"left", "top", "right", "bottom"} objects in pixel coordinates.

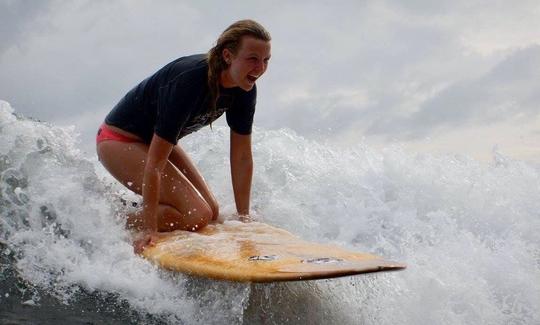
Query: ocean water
[{"left": 0, "top": 100, "right": 539, "bottom": 324}]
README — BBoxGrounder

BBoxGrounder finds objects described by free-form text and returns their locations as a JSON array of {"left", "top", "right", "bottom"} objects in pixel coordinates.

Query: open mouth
[{"left": 247, "top": 75, "right": 258, "bottom": 83}]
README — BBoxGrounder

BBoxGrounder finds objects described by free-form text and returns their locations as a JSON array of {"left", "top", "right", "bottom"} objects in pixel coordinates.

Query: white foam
[{"left": 1, "top": 100, "right": 539, "bottom": 324}]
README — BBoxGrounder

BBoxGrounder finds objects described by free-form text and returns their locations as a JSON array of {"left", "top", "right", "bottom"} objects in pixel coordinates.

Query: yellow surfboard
[{"left": 142, "top": 221, "right": 406, "bottom": 282}]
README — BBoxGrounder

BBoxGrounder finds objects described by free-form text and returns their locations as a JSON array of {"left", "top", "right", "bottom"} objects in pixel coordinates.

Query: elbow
[
  {"left": 144, "top": 156, "right": 167, "bottom": 174},
  {"left": 143, "top": 162, "right": 166, "bottom": 183},
  {"left": 144, "top": 163, "right": 161, "bottom": 175}
]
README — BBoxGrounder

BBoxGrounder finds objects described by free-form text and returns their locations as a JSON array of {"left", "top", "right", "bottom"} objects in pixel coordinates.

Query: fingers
[
  {"left": 238, "top": 214, "right": 252, "bottom": 223},
  {"left": 134, "top": 240, "right": 145, "bottom": 254},
  {"left": 133, "top": 233, "right": 158, "bottom": 254}
]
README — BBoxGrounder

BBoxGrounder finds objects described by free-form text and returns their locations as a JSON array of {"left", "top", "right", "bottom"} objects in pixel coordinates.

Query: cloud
[
  {"left": 0, "top": 1, "right": 206, "bottom": 121},
  {"left": 367, "top": 45, "right": 540, "bottom": 139},
  {"left": 0, "top": 0, "right": 52, "bottom": 55},
  {"left": 0, "top": 0, "right": 539, "bottom": 160}
]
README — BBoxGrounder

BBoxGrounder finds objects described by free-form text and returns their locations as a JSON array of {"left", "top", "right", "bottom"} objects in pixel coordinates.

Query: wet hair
[{"left": 206, "top": 19, "right": 271, "bottom": 122}]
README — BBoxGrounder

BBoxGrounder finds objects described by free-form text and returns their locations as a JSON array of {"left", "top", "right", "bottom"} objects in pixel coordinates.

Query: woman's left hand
[{"left": 238, "top": 214, "right": 252, "bottom": 223}]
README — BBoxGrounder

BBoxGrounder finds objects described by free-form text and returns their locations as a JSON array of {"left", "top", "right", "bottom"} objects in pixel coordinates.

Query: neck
[{"left": 220, "top": 69, "right": 236, "bottom": 88}]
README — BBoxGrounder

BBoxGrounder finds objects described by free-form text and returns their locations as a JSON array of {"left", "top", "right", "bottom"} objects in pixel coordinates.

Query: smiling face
[{"left": 221, "top": 36, "right": 272, "bottom": 91}]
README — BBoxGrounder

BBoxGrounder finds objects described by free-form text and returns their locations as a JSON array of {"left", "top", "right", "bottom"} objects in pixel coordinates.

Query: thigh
[
  {"left": 96, "top": 141, "right": 212, "bottom": 217},
  {"left": 168, "top": 145, "right": 219, "bottom": 218}
]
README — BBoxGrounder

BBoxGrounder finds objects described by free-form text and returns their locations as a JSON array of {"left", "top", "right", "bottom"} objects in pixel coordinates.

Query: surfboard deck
[{"left": 142, "top": 221, "right": 406, "bottom": 282}]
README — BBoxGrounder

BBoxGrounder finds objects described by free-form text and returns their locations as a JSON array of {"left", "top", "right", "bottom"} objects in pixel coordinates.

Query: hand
[
  {"left": 133, "top": 231, "right": 160, "bottom": 254},
  {"left": 236, "top": 210, "right": 262, "bottom": 223},
  {"left": 238, "top": 214, "right": 252, "bottom": 223}
]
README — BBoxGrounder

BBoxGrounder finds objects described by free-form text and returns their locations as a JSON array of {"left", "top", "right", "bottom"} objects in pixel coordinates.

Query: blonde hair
[{"left": 207, "top": 20, "right": 271, "bottom": 121}]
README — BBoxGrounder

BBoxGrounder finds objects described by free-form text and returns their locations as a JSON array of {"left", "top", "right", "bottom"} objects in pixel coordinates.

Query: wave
[{"left": 1, "top": 100, "right": 539, "bottom": 324}]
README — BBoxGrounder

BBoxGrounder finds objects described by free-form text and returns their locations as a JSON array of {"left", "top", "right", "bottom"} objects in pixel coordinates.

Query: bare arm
[
  {"left": 142, "top": 134, "right": 174, "bottom": 231},
  {"left": 230, "top": 130, "right": 253, "bottom": 215}
]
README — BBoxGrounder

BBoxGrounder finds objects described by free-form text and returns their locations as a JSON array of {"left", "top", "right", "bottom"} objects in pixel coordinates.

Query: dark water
[
  {"left": 0, "top": 245, "right": 370, "bottom": 325},
  {"left": 0, "top": 243, "right": 143, "bottom": 325}
]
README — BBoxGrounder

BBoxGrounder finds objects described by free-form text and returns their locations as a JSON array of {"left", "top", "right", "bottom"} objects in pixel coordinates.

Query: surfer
[{"left": 96, "top": 20, "right": 271, "bottom": 253}]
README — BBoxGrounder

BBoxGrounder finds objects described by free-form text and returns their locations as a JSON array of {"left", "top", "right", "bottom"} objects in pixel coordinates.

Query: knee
[
  {"left": 199, "top": 204, "right": 214, "bottom": 225},
  {"left": 159, "top": 205, "right": 211, "bottom": 232},
  {"left": 209, "top": 200, "right": 219, "bottom": 221},
  {"left": 185, "top": 203, "right": 212, "bottom": 232}
]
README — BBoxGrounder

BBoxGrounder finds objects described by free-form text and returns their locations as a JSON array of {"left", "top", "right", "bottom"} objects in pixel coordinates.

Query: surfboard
[{"left": 141, "top": 221, "right": 406, "bottom": 282}]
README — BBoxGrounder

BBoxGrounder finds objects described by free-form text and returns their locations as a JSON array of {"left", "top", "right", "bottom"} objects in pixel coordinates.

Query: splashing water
[{"left": 0, "top": 100, "right": 539, "bottom": 324}]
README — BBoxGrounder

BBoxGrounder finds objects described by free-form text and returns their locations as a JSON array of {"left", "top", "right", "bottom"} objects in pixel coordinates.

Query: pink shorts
[{"left": 96, "top": 123, "right": 141, "bottom": 144}]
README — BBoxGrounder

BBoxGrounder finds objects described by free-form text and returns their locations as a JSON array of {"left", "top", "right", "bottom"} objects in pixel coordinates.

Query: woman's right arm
[
  {"left": 141, "top": 134, "right": 174, "bottom": 231},
  {"left": 133, "top": 134, "right": 174, "bottom": 254}
]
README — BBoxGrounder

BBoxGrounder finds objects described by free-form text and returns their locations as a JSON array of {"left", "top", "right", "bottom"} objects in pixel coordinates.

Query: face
[{"left": 221, "top": 36, "right": 271, "bottom": 91}]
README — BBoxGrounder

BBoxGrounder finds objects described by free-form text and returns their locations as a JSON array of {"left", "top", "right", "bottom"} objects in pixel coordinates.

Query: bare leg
[
  {"left": 97, "top": 140, "right": 213, "bottom": 231},
  {"left": 168, "top": 144, "right": 220, "bottom": 220},
  {"left": 126, "top": 204, "right": 206, "bottom": 232}
]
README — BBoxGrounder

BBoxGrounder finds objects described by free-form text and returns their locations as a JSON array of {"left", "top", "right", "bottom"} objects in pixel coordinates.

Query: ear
[{"left": 222, "top": 48, "right": 232, "bottom": 65}]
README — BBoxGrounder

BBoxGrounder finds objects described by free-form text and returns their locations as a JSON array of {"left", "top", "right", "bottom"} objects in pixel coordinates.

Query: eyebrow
[{"left": 247, "top": 53, "right": 271, "bottom": 59}]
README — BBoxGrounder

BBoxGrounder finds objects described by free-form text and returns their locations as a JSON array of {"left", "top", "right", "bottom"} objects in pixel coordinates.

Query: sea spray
[
  {"left": 0, "top": 101, "right": 249, "bottom": 324},
  {"left": 1, "top": 100, "right": 539, "bottom": 324},
  {"left": 185, "top": 127, "right": 539, "bottom": 324}
]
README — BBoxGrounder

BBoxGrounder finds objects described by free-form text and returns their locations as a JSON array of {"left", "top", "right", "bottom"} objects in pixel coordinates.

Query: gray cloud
[
  {"left": 0, "top": 1, "right": 539, "bottom": 157},
  {"left": 367, "top": 45, "right": 540, "bottom": 139},
  {"left": 0, "top": 0, "right": 52, "bottom": 54}
]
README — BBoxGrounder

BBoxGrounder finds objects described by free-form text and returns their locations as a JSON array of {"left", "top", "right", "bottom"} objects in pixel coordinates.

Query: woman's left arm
[{"left": 230, "top": 130, "right": 253, "bottom": 216}]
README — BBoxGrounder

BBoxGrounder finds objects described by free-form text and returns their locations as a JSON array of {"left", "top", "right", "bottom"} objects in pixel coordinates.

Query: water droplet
[{"left": 22, "top": 299, "right": 36, "bottom": 306}]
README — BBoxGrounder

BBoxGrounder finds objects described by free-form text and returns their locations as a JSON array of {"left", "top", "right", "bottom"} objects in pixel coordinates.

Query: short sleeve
[
  {"left": 154, "top": 80, "right": 192, "bottom": 144},
  {"left": 226, "top": 85, "right": 257, "bottom": 135}
]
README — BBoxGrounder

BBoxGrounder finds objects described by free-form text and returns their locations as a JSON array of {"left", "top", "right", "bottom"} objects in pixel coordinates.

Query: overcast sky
[{"left": 1, "top": 0, "right": 539, "bottom": 162}]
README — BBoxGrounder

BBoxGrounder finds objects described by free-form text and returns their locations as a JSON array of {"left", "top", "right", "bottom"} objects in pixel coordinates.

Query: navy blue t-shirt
[{"left": 105, "top": 54, "right": 256, "bottom": 144}]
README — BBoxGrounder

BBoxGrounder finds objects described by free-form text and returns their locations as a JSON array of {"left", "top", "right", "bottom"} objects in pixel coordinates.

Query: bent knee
[
  {"left": 200, "top": 204, "right": 214, "bottom": 225},
  {"left": 210, "top": 202, "right": 219, "bottom": 221},
  {"left": 184, "top": 204, "right": 212, "bottom": 231},
  {"left": 158, "top": 204, "right": 212, "bottom": 232}
]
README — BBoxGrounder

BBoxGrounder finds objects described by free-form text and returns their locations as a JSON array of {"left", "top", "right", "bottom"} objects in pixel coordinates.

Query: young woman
[{"left": 96, "top": 20, "right": 271, "bottom": 253}]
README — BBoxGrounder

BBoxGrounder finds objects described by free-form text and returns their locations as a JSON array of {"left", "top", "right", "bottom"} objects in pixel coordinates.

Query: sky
[{"left": 1, "top": 0, "right": 539, "bottom": 162}]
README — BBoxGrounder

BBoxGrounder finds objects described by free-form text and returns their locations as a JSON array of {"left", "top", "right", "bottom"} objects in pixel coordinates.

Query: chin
[{"left": 240, "top": 83, "right": 255, "bottom": 92}]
